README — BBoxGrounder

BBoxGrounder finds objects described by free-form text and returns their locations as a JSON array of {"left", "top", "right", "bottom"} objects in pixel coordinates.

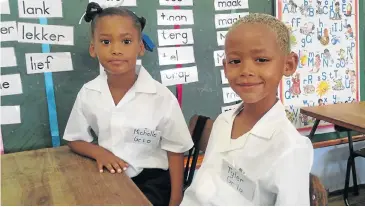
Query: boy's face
[
  {"left": 224, "top": 23, "right": 298, "bottom": 104},
  {"left": 89, "top": 15, "right": 144, "bottom": 75}
]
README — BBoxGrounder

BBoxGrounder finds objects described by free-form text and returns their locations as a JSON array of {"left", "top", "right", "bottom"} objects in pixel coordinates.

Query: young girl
[
  {"left": 63, "top": 3, "right": 193, "bottom": 206},
  {"left": 181, "top": 13, "right": 314, "bottom": 206}
]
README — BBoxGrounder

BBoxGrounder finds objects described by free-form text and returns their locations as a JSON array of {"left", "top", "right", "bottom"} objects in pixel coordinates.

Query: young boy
[{"left": 181, "top": 13, "right": 314, "bottom": 206}]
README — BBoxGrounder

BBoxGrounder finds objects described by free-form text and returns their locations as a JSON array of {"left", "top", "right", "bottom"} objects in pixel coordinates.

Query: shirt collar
[
  {"left": 221, "top": 100, "right": 287, "bottom": 140},
  {"left": 133, "top": 66, "right": 157, "bottom": 94},
  {"left": 85, "top": 66, "right": 157, "bottom": 94}
]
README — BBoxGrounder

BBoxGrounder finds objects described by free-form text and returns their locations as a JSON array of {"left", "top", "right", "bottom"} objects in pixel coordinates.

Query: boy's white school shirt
[
  {"left": 63, "top": 66, "right": 194, "bottom": 177},
  {"left": 181, "top": 101, "right": 314, "bottom": 206}
]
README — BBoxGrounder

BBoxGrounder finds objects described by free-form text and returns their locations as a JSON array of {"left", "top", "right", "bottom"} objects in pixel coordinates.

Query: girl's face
[{"left": 89, "top": 15, "right": 144, "bottom": 75}]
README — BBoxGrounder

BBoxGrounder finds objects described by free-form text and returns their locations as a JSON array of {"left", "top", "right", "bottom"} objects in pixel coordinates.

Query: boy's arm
[
  {"left": 167, "top": 151, "right": 184, "bottom": 206},
  {"left": 273, "top": 138, "right": 313, "bottom": 205}
]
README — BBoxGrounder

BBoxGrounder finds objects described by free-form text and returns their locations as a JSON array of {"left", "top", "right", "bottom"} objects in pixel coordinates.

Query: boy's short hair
[{"left": 229, "top": 13, "right": 291, "bottom": 54}]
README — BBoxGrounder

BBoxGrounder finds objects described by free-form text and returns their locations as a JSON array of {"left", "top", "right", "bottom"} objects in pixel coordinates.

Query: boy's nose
[{"left": 239, "top": 64, "right": 255, "bottom": 77}]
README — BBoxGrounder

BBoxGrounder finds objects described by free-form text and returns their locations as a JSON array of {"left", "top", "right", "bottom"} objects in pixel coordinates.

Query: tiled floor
[{"left": 328, "top": 186, "right": 365, "bottom": 206}]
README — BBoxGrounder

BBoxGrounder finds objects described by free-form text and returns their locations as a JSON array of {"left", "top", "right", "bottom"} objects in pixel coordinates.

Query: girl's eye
[
  {"left": 256, "top": 58, "right": 269, "bottom": 63},
  {"left": 101, "top": 40, "right": 110, "bottom": 44},
  {"left": 228, "top": 59, "right": 241, "bottom": 64},
  {"left": 123, "top": 39, "right": 132, "bottom": 44}
]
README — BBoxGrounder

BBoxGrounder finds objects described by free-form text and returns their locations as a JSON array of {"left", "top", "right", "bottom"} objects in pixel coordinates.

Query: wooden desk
[
  {"left": 300, "top": 102, "right": 365, "bottom": 139},
  {"left": 300, "top": 101, "right": 365, "bottom": 206},
  {"left": 1, "top": 146, "right": 152, "bottom": 206}
]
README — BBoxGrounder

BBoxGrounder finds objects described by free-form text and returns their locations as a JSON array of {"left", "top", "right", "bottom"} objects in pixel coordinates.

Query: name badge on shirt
[
  {"left": 221, "top": 159, "right": 256, "bottom": 201},
  {"left": 132, "top": 128, "right": 161, "bottom": 147}
]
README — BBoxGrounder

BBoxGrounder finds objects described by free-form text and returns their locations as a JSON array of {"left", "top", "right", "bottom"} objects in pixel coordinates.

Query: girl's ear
[
  {"left": 89, "top": 41, "right": 97, "bottom": 58},
  {"left": 138, "top": 40, "right": 145, "bottom": 57}
]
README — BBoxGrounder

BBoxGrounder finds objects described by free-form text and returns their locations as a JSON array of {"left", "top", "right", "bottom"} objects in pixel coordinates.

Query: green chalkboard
[{"left": 0, "top": 0, "right": 364, "bottom": 153}]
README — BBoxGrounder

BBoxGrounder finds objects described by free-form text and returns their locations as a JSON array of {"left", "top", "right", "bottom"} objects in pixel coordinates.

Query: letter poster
[{"left": 276, "top": 0, "right": 360, "bottom": 132}]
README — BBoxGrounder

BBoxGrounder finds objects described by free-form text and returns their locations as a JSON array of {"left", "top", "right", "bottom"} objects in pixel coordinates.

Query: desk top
[
  {"left": 1, "top": 146, "right": 152, "bottom": 206},
  {"left": 300, "top": 102, "right": 365, "bottom": 133}
]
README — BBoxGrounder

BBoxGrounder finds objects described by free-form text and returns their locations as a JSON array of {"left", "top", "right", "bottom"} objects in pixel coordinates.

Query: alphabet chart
[{"left": 277, "top": 0, "right": 360, "bottom": 132}]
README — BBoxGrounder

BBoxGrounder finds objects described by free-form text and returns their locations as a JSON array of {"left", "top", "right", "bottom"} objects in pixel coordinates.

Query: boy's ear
[
  {"left": 283, "top": 52, "right": 299, "bottom": 77},
  {"left": 223, "top": 59, "right": 227, "bottom": 76},
  {"left": 89, "top": 41, "right": 97, "bottom": 58},
  {"left": 139, "top": 41, "right": 145, "bottom": 57}
]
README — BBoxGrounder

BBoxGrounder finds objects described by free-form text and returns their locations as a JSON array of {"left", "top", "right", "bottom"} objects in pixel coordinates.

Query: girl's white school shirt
[
  {"left": 63, "top": 66, "right": 194, "bottom": 177},
  {"left": 181, "top": 101, "right": 314, "bottom": 206}
]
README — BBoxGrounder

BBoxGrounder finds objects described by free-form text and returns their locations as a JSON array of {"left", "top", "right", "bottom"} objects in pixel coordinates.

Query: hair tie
[
  {"left": 142, "top": 33, "right": 155, "bottom": 52},
  {"left": 84, "top": 2, "right": 103, "bottom": 23},
  {"left": 139, "top": 17, "right": 146, "bottom": 31}
]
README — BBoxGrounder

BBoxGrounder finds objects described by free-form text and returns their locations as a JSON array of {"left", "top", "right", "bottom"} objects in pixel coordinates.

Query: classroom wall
[
  {"left": 311, "top": 140, "right": 365, "bottom": 192},
  {"left": 1, "top": 0, "right": 265, "bottom": 153},
  {"left": 1, "top": 0, "right": 363, "bottom": 154}
]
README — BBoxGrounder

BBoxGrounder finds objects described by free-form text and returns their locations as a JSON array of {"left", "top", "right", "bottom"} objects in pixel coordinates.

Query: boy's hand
[{"left": 95, "top": 148, "right": 128, "bottom": 173}]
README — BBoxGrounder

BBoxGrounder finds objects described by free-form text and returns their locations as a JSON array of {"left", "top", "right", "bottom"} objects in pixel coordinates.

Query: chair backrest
[
  {"left": 188, "top": 115, "right": 214, "bottom": 153},
  {"left": 309, "top": 174, "right": 328, "bottom": 206},
  {"left": 183, "top": 115, "right": 210, "bottom": 190}
]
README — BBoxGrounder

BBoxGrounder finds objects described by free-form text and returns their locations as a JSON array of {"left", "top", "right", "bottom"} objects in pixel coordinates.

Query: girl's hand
[
  {"left": 95, "top": 148, "right": 129, "bottom": 173},
  {"left": 169, "top": 195, "right": 183, "bottom": 206}
]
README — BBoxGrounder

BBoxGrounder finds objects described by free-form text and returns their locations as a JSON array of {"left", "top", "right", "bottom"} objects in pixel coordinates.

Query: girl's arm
[
  {"left": 167, "top": 151, "right": 184, "bottom": 206},
  {"left": 68, "top": 141, "right": 128, "bottom": 173},
  {"left": 157, "top": 95, "right": 194, "bottom": 205},
  {"left": 68, "top": 140, "right": 104, "bottom": 160}
]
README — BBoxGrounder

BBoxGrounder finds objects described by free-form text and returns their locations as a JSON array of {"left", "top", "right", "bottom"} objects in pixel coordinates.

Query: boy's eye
[
  {"left": 123, "top": 39, "right": 132, "bottom": 44},
  {"left": 228, "top": 59, "right": 241, "bottom": 64},
  {"left": 256, "top": 58, "right": 269, "bottom": 63},
  {"left": 101, "top": 40, "right": 110, "bottom": 45}
]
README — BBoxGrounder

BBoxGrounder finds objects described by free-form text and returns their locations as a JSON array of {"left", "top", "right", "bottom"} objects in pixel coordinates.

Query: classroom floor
[{"left": 328, "top": 186, "right": 365, "bottom": 206}]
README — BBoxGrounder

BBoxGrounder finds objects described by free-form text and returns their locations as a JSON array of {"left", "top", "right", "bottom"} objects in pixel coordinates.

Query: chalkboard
[{"left": 1, "top": 0, "right": 364, "bottom": 153}]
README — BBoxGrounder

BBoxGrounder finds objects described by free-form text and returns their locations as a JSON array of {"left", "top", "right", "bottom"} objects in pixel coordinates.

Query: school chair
[
  {"left": 185, "top": 115, "right": 328, "bottom": 206},
  {"left": 334, "top": 125, "right": 365, "bottom": 206},
  {"left": 309, "top": 174, "right": 328, "bottom": 206},
  {"left": 183, "top": 115, "right": 213, "bottom": 191}
]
